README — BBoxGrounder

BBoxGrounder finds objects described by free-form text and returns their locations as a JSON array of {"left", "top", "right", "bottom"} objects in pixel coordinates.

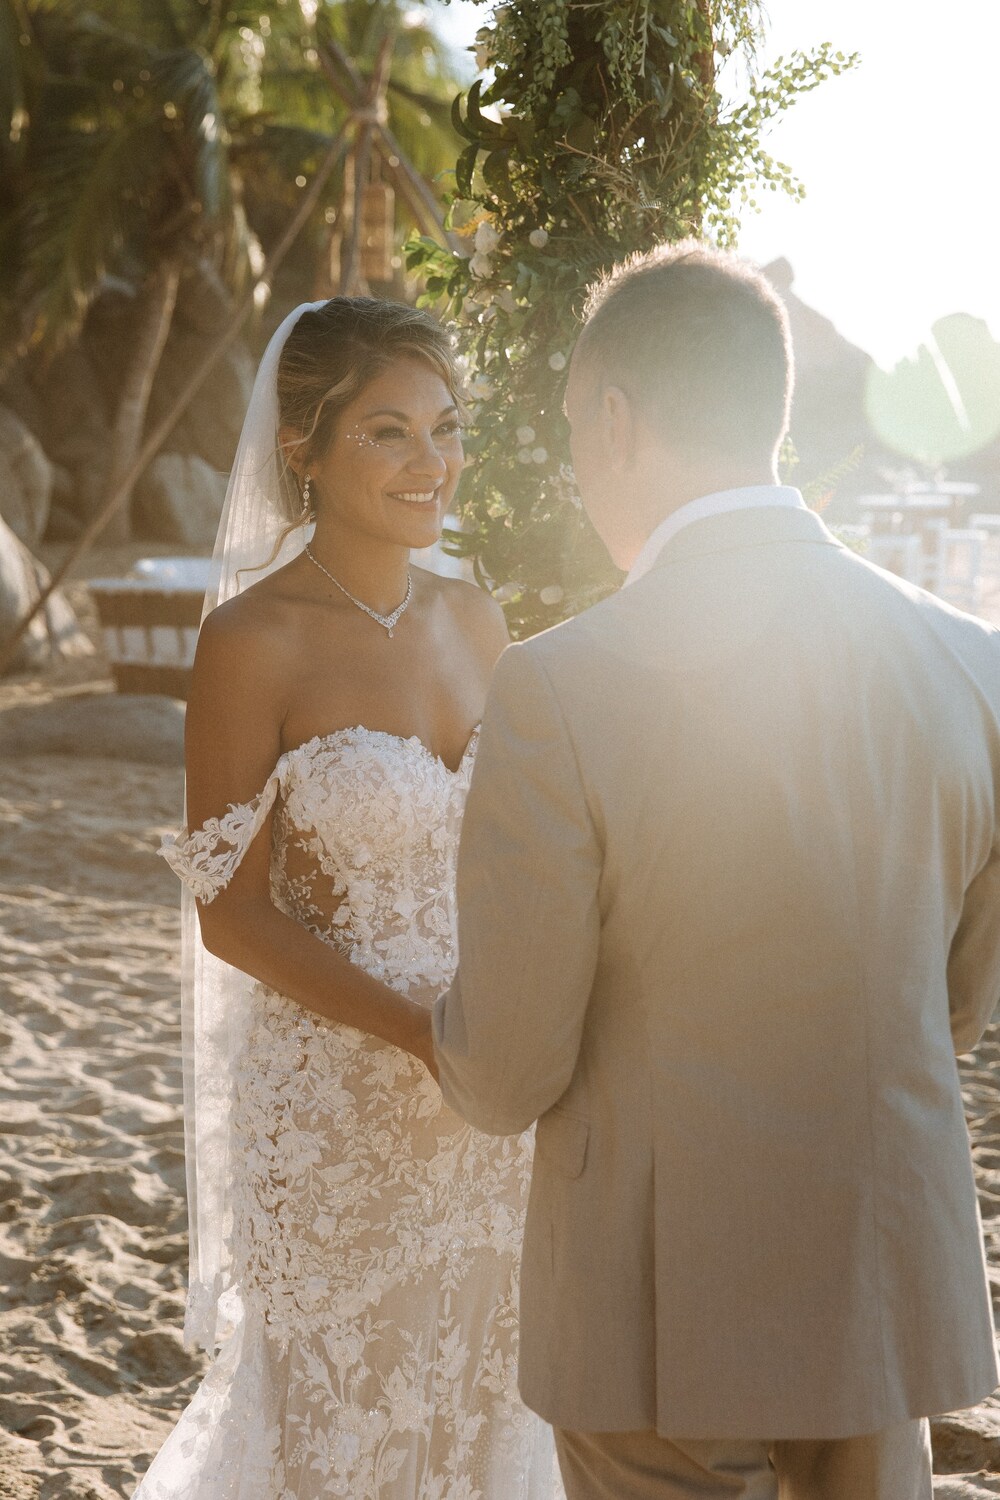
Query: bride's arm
[{"left": 181, "top": 600, "right": 438, "bottom": 1075}]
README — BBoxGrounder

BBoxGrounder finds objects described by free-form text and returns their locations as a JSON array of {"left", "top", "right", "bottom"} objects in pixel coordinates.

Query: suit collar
[
  {"left": 625, "top": 485, "right": 806, "bottom": 585},
  {"left": 646, "top": 503, "right": 839, "bottom": 573}
]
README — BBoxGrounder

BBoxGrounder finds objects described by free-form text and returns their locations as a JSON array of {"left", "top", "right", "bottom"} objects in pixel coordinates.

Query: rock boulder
[
  {"left": 0, "top": 405, "right": 54, "bottom": 549},
  {"left": 133, "top": 453, "right": 227, "bottom": 546},
  {"left": 0, "top": 513, "right": 92, "bottom": 675},
  {"left": 15, "top": 342, "right": 113, "bottom": 528}
]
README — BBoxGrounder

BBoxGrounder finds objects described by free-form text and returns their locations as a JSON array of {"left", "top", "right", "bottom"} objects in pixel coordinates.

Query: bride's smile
[{"left": 297, "top": 355, "right": 465, "bottom": 558}]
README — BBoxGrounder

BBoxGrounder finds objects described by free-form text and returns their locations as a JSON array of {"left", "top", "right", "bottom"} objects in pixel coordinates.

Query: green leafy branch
[{"left": 406, "top": 0, "right": 857, "bottom": 637}]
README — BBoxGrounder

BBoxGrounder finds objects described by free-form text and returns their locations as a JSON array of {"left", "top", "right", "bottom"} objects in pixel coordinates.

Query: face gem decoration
[
  {"left": 345, "top": 426, "right": 384, "bottom": 450},
  {"left": 343, "top": 419, "right": 464, "bottom": 459}
]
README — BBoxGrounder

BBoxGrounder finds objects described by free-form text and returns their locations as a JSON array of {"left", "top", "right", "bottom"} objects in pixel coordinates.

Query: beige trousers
[{"left": 554, "top": 1419, "right": 933, "bottom": 1500}]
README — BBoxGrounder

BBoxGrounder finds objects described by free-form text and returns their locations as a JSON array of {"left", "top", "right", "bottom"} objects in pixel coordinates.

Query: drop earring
[{"left": 301, "top": 474, "right": 312, "bottom": 520}]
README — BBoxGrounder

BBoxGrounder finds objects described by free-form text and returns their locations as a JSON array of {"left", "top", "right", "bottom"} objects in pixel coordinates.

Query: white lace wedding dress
[{"left": 137, "top": 725, "right": 560, "bottom": 1500}]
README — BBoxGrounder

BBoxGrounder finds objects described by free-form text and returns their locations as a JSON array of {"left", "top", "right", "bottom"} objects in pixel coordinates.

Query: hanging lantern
[{"left": 361, "top": 181, "right": 395, "bottom": 282}]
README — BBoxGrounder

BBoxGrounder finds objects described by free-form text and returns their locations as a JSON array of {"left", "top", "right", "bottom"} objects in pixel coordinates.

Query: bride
[{"left": 134, "top": 297, "right": 560, "bottom": 1499}]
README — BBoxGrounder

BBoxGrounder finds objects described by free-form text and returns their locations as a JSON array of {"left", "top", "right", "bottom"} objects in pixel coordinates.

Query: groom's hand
[
  {"left": 418, "top": 1041, "right": 440, "bottom": 1085},
  {"left": 409, "top": 1007, "right": 439, "bottom": 1085}
]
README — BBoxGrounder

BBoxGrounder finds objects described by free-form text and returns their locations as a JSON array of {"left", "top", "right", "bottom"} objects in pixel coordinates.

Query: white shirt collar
[{"left": 623, "top": 485, "right": 807, "bottom": 587}]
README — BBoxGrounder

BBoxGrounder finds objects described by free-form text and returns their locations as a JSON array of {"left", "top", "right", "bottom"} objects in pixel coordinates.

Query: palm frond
[
  {"left": 46, "top": 0, "right": 182, "bottom": 51},
  {"left": 230, "top": 119, "right": 343, "bottom": 174},
  {"left": 1, "top": 0, "right": 468, "bottom": 353},
  {"left": 256, "top": 64, "right": 341, "bottom": 131},
  {"left": 150, "top": 47, "right": 230, "bottom": 222},
  {"left": 19, "top": 117, "right": 167, "bottom": 343},
  {"left": 385, "top": 89, "right": 460, "bottom": 179},
  {"left": 40, "top": 8, "right": 155, "bottom": 80},
  {"left": 0, "top": 0, "right": 27, "bottom": 128}
]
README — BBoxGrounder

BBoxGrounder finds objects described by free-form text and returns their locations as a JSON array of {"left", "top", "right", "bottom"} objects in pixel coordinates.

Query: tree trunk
[{"left": 102, "top": 255, "right": 182, "bottom": 542}]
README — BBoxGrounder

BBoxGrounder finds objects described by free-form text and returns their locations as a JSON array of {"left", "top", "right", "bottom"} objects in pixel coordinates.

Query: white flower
[
  {"left": 548, "top": 351, "right": 567, "bottom": 372},
  {"left": 540, "top": 585, "right": 565, "bottom": 606},
  {"left": 469, "top": 251, "right": 494, "bottom": 279},
  {"left": 493, "top": 581, "right": 519, "bottom": 602},
  {"left": 517, "top": 448, "right": 533, "bottom": 464},
  {"left": 516, "top": 425, "right": 536, "bottom": 445},
  {"left": 495, "top": 288, "right": 517, "bottom": 314},
  {"left": 532, "top": 446, "right": 548, "bottom": 463},
  {"left": 474, "top": 220, "right": 501, "bottom": 254},
  {"left": 467, "top": 375, "right": 494, "bottom": 400},
  {"left": 528, "top": 227, "right": 549, "bottom": 248}
]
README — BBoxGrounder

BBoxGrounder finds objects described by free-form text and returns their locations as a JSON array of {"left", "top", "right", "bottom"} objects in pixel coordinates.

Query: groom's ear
[{"left": 600, "top": 385, "right": 636, "bottom": 471}]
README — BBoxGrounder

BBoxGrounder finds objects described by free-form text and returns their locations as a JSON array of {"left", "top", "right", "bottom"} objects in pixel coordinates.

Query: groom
[{"left": 432, "top": 242, "right": 1000, "bottom": 1498}]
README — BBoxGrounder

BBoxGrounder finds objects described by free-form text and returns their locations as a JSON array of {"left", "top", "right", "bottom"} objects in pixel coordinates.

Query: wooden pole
[
  {"left": 0, "top": 121, "right": 351, "bottom": 676},
  {"left": 316, "top": 34, "right": 452, "bottom": 247},
  {"left": 374, "top": 124, "right": 451, "bottom": 243},
  {"left": 333, "top": 36, "right": 393, "bottom": 293}
]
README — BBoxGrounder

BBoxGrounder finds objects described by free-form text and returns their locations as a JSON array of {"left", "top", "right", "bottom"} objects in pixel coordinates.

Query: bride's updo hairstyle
[{"left": 275, "top": 296, "right": 463, "bottom": 525}]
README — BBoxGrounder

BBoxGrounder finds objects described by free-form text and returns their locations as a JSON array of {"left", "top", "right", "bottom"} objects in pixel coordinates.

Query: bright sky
[{"left": 429, "top": 0, "right": 999, "bottom": 370}]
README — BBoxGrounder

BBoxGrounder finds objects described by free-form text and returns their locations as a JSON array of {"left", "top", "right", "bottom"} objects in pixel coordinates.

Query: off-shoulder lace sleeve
[{"left": 159, "top": 769, "right": 281, "bottom": 903}]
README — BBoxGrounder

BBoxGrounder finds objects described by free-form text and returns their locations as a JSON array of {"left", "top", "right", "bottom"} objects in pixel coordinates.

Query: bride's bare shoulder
[
  {"left": 415, "top": 569, "right": 509, "bottom": 656},
  {"left": 191, "top": 565, "right": 311, "bottom": 699}
]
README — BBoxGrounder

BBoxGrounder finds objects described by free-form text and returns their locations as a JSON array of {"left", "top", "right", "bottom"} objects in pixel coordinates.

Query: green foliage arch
[{"left": 410, "top": 0, "right": 856, "bottom": 634}]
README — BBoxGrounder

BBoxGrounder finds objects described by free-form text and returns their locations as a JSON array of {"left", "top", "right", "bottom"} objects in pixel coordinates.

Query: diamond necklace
[{"left": 304, "top": 544, "right": 412, "bottom": 638}]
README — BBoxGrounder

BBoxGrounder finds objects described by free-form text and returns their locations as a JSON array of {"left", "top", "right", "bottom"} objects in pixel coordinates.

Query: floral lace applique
[
  {"left": 159, "top": 770, "right": 283, "bottom": 904},
  {"left": 141, "top": 726, "right": 559, "bottom": 1499}
]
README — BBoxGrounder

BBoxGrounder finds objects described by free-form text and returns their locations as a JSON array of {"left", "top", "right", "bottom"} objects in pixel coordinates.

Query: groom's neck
[
  {"left": 633, "top": 458, "right": 779, "bottom": 540},
  {"left": 614, "top": 453, "right": 785, "bottom": 570}
]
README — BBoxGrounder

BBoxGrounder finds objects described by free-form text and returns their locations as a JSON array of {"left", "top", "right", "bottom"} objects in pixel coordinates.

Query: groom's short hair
[{"left": 576, "top": 241, "right": 793, "bottom": 464}]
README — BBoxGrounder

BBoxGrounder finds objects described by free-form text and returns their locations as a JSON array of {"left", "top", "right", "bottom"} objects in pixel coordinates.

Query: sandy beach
[
  {"left": 0, "top": 705, "right": 199, "bottom": 1494},
  {"left": 3, "top": 554, "right": 1000, "bottom": 1498}
]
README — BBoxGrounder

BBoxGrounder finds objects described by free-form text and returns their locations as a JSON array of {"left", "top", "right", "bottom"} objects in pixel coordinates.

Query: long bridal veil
[{"left": 179, "top": 300, "right": 325, "bottom": 1353}]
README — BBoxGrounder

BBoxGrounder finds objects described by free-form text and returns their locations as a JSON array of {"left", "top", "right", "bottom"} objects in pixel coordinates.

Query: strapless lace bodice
[
  {"left": 162, "top": 724, "right": 478, "bottom": 1002},
  {"left": 147, "top": 726, "right": 560, "bottom": 1500},
  {"left": 276, "top": 726, "right": 477, "bottom": 998}
]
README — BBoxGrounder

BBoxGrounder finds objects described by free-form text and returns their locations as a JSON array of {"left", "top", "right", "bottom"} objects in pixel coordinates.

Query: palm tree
[
  {"left": 0, "top": 0, "right": 465, "bottom": 539},
  {"left": 234, "top": 1, "right": 464, "bottom": 296},
  {"left": 0, "top": 0, "right": 258, "bottom": 534}
]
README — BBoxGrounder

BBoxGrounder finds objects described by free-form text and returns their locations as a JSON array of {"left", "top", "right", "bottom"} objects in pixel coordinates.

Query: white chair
[
  {"left": 969, "top": 514, "right": 1000, "bottom": 606},
  {"left": 927, "top": 527, "right": 988, "bottom": 614},
  {"left": 865, "top": 532, "right": 924, "bottom": 585}
]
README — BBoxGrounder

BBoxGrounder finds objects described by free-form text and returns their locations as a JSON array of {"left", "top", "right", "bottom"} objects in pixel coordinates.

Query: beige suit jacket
[{"left": 433, "top": 504, "right": 1000, "bottom": 1440}]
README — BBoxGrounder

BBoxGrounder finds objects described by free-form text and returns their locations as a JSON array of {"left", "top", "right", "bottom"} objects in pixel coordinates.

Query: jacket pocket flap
[{"left": 536, "top": 1108, "right": 589, "bottom": 1179}]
